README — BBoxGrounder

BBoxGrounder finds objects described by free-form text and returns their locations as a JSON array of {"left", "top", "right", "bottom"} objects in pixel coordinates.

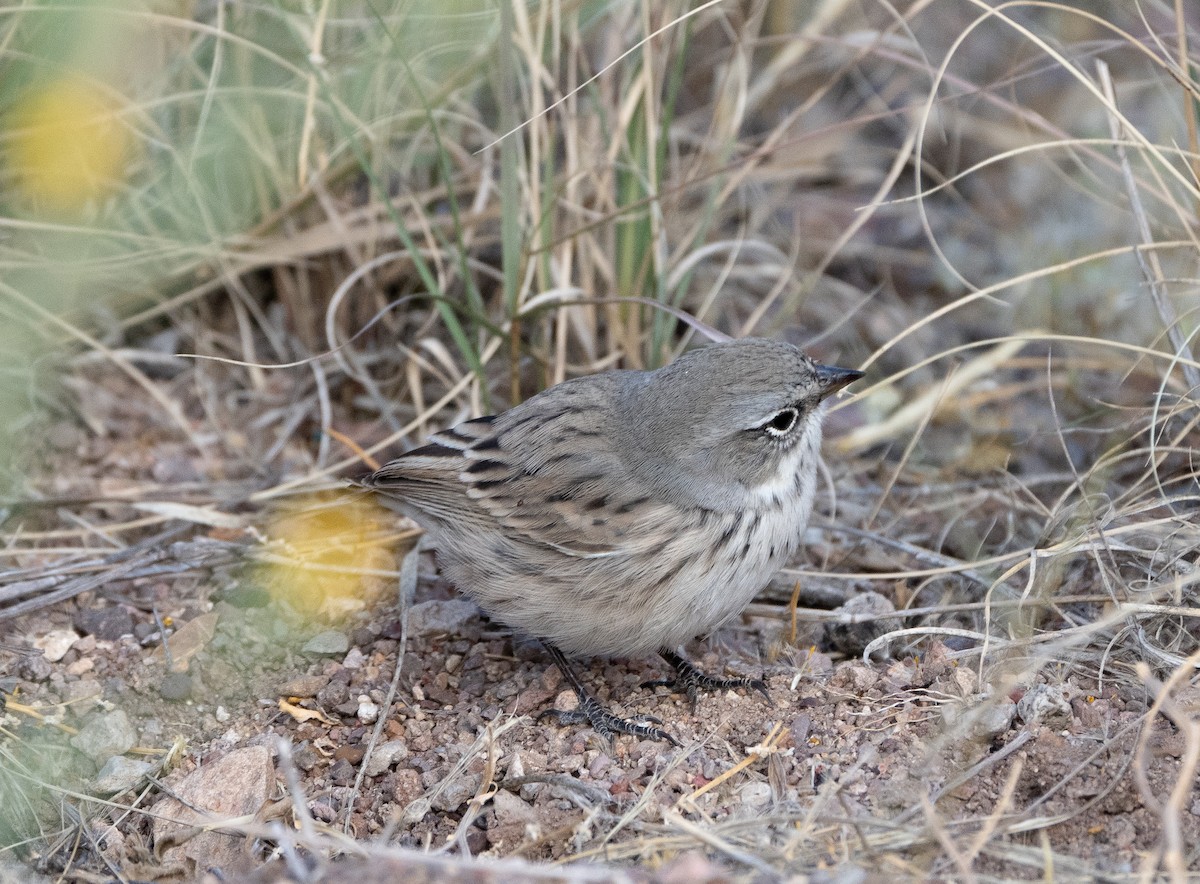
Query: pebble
[
  {"left": 431, "top": 774, "right": 479, "bottom": 812},
  {"left": 75, "top": 606, "right": 134, "bottom": 641},
  {"left": 589, "top": 753, "right": 612, "bottom": 778},
  {"left": 738, "top": 781, "right": 773, "bottom": 812},
  {"left": 407, "top": 599, "right": 479, "bottom": 637},
  {"left": 66, "top": 658, "right": 95, "bottom": 677},
  {"left": 334, "top": 744, "right": 366, "bottom": 765},
  {"left": 292, "top": 743, "right": 320, "bottom": 772},
  {"left": 973, "top": 699, "right": 1017, "bottom": 739},
  {"left": 279, "top": 674, "right": 327, "bottom": 698},
  {"left": 303, "top": 630, "right": 350, "bottom": 655},
  {"left": 491, "top": 788, "right": 537, "bottom": 825},
  {"left": 93, "top": 756, "right": 153, "bottom": 794},
  {"left": 329, "top": 758, "right": 357, "bottom": 786},
  {"left": 17, "top": 654, "right": 52, "bottom": 681},
  {"left": 356, "top": 696, "right": 380, "bottom": 724},
  {"left": 32, "top": 629, "right": 79, "bottom": 663},
  {"left": 389, "top": 768, "right": 423, "bottom": 808},
  {"left": 63, "top": 678, "right": 103, "bottom": 709},
  {"left": 72, "top": 710, "right": 137, "bottom": 762},
  {"left": 152, "top": 746, "right": 274, "bottom": 874},
  {"left": 1017, "top": 684, "right": 1072, "bottom": 726},
  {"left": 824, "top": 591, "right": 900, "bottom": 658},
  {"left": 363, "top": 739, "right": 409, "bottom": 777}
]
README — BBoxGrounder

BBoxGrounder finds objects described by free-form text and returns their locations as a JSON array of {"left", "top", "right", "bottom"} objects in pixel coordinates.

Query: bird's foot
[
  {"left": 540, "top": 642, "right": 680, "bottom": 746},
  {"left": 538, "top": 699, "right": 679, "bottom": 747},
  {"left": 643, "top": 649, "right": 771, "bottom": 710}
]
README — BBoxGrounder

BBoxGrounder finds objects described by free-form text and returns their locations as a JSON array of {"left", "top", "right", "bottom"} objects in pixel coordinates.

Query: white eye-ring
[{"left": 761, "top": 407, "right": 799, "bottom": 437}]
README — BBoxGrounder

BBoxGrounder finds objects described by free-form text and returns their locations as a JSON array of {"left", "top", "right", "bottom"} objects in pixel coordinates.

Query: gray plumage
[{"left": 363, "top": 338, "right": 861, "bottom": 660}]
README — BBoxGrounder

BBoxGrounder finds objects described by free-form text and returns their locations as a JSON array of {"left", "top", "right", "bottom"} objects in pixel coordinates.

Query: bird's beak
[{"left": 814, "top": 364, "right": 864, "bottom": 400}]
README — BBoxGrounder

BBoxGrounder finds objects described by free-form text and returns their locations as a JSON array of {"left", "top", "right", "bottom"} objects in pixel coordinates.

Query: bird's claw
[
  {"left": 538, "top": 697, "right": 679, "bottom": 747},
  {"left": 646, "top": 653, "right": 772, "bottom": 711}
]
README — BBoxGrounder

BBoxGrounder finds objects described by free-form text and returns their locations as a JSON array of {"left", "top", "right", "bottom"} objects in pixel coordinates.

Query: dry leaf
[{"left": 278, "top": 698, "right": 337, "bottom": 725}]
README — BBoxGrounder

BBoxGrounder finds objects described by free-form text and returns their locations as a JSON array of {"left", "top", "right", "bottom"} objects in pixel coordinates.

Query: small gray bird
[{"left": 362, "top": 338, "right": 862, "bottom": 744}]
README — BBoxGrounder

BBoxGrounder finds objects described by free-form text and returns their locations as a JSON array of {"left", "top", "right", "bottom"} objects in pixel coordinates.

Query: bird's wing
[
  {"left": 363, "top": 416, "right": 503, "bottom": 531},
  {"left": 365, "top": 377, "right": 671, "bottom": 556}
]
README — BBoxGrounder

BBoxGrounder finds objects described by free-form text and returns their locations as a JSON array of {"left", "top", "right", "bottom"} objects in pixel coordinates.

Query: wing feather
[{"left": 364, "top": 375, "right": 673, "bottom": 556}]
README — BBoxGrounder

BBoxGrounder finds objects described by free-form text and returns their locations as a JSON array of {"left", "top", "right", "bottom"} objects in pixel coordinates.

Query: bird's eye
[{"left": 761, "top": 407, "right": 798, "bottom": 437}]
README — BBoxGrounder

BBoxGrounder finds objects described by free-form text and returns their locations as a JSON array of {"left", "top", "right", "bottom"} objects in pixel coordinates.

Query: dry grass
[{"left": 2, "top": 0, "right": 1200, "bottom": 880}]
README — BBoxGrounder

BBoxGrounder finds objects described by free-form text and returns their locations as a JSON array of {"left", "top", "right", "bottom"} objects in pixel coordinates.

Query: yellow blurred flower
[
  {"left": 260, "top": 492, "right": 401, "bottom": 619},
  {"left": 9, "top": 75, "right": 131, "bottom": 211}
]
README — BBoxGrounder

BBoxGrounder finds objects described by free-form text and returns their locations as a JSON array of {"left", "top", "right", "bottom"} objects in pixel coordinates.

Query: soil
[{"left": 2, "top": 366, "right": 1199, "bottom": 883}]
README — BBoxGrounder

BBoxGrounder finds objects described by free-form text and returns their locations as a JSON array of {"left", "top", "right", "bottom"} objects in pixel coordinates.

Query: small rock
[
  {"left": 151, "top": 746, "right": 274, "bottom": 876},
  {"left": 363, "top": 740, "right": 409, "bottom": 777},
  {"left": 303, "top": 630, "right": 350, "bottom": 656},
  {"left": 66, "top": 658, "right": 95, "bottom": 676},
  {"left": 389, "top": 768, "right": 423, "bottom": 807},
  {"left": 75, "top": 607, "right": 134, "bottom": 641},
  {"left": 824, "top": 592, "right": 900, "bottom": 659},
  {"left": 492, "top": 789, "right": 537, "bottom": 825},
  {"left": 738, "top": 781, "right": 772, "bottom": 812},
  {"left": 74, "top": 635, "right": 97, "bottom": 654},
  {"left": 407, "top": 599, "right": 478, "bottom": 637},
  {"left": 329, "top": 758, "right": 356, "bottom": 786},
  {"left": 279, "top": 674, "right": 327, "bottom": 698},
  {"left": 293, "top": 743, "right": 320, "bottom": 772},
  {"left": 33, "top": 629, "right": 79, "bottom": 663},
  {"left": 62, "top": 678, "right": 103, "bottom": 710},
  {"left": 974, "top": 699, "right": 1017, "bottom": 739},
  {"left": 551, "top": 690, "right": 579, "bottom": 712},
  {"left": 431, "top": 774, "right": 479, "bottom": 812},
  {"left": 789, "top": 714, "right": 812, "bottom": 746},
  {"left": 356, "top": 696, "right": 379, "bottom": 724},
  {"left": 342, "top": 647, "right": 367, "bottom": 669},
  {"left": 72, "top": 710, "right": 137, "bottom": 762},
  {"left": 1016, "top": 684, "right": 1071, "bottom": 726},
  {"left": 334, "top": 744, "right": 366, "bottom": 765},
  {"left": 215, "top": 706, "right": 231, "bottom": 723},
  {"left": 17, "top": 654, "right": 52, "bottom": 681},
  {"left": 835, "top": 663, "right": 880, "bottom": 693},
  {"left": 93, "top": 756, "right": 153, "bottom": 794},
  {"left": 588, "top": 753, "right": 612, "bottom": 778}
]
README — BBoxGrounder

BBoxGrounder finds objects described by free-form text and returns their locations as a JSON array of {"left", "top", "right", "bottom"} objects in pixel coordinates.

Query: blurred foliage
[{"left": 0, "top": 0, "right": 500, "bottom": 489}]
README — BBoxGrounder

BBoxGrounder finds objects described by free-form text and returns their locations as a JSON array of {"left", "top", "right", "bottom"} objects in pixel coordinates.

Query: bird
[{"left": 360, "top": 337, "right": 862, "bottom": 744}]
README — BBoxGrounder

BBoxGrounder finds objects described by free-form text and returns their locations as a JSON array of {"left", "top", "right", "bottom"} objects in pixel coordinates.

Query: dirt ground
[{"left": 3, "top": 365, "right": 1198, "bottom": 882}]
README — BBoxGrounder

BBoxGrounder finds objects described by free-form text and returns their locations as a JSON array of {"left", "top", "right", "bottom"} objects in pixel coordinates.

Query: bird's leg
[
  {"left": 642, "top": 648, "right": 771, "bottom": 711},
  {"left": 537, "top": 643, "right": 680, "bottom": 747}
]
